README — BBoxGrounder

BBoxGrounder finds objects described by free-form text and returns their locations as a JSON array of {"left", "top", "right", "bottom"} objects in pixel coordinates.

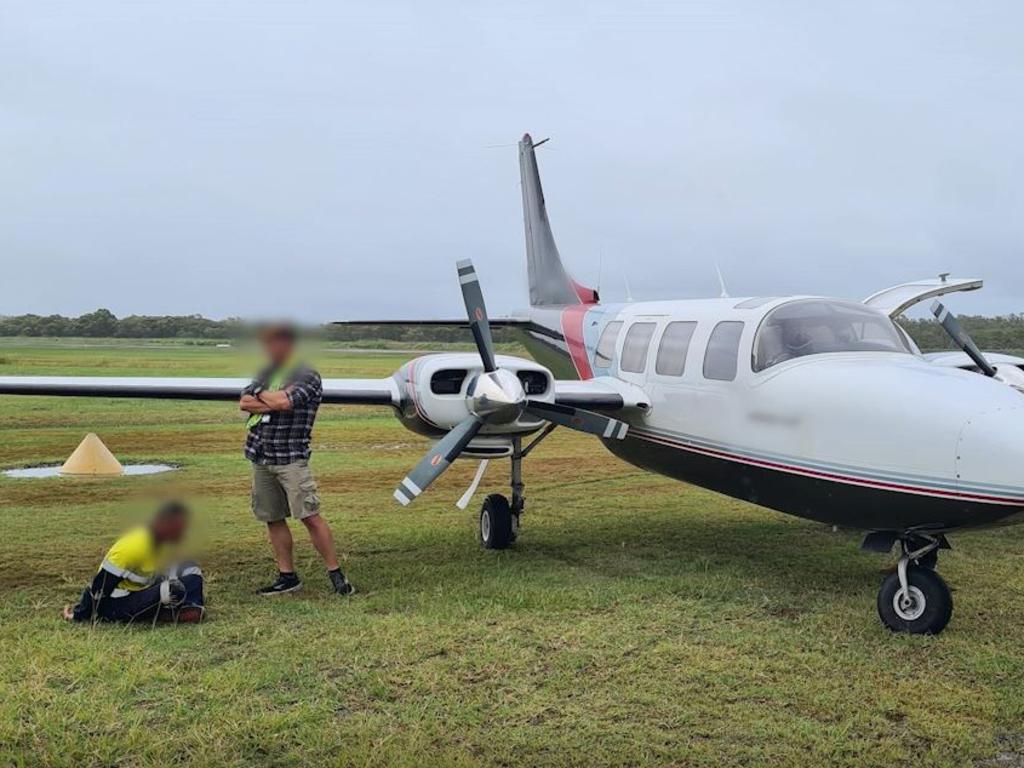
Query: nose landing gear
[
  {"left": 874, "top": 535, "right": 953, "bottom": 635},
  {"left": 479, "top": 493, "right": 516, "bottom": 549}
]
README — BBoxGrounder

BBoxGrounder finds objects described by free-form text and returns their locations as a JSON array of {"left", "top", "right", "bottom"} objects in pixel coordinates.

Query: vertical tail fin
[{"left": 519, "top": 134, "right": 598, "bottom": 307}]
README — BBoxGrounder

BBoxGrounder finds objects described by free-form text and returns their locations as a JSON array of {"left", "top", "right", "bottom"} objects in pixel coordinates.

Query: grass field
[{"left": 2, "top": 340, "right": 1024, "bottom": 767}]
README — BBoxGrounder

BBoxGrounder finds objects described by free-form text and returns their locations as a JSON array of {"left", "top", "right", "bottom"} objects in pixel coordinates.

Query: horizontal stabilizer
[{"left": 332, "top": 318, "right": 528, "bottom": 328}]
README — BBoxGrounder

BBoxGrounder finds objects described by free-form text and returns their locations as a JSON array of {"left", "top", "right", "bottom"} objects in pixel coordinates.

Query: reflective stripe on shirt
[{"left": 101, "top": 558, "right": 153, "bottom": 586}]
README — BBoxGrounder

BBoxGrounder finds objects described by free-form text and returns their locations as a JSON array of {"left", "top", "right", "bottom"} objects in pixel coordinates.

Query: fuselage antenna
[{"left": 715, "top": 261, "right": 730, "bottom": 299}]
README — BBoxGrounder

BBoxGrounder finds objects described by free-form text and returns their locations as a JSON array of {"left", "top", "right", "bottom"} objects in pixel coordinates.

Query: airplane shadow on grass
[
  {"left": 517, "top": 515, "right": 882, "bottom": 597},
  {"left": 269, "top": 510, "right": 887, "bottom": 605}
]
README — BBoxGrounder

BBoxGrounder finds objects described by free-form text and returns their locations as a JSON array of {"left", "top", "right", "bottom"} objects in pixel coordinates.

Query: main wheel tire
[
  {"left": 877, "top": 566, "right": 953, "bottom": 635},
  {"left": 479, "top": 494, "right": 514, "bottom": 550}
]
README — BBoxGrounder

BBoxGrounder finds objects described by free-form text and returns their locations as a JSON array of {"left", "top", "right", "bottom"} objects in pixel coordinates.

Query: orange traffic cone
[{"left": 59, "top": 433, "right": 124, "bottom": 476}]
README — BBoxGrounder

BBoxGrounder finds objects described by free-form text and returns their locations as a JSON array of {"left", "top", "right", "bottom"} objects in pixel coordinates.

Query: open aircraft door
[
  {"left": 863, "top": 275, "right": 982, "bottom": 318},
  {"left": 863, "top": 276, "right": 983, "bottom": 355}
]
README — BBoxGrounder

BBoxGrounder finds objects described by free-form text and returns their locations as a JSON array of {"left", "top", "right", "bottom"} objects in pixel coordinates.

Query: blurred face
[
  {"left": 153, "top": 513, "right": 188, "bottom": 543},
  {"left": 262, "top": 333, "right": 295, "bottom": 366}
]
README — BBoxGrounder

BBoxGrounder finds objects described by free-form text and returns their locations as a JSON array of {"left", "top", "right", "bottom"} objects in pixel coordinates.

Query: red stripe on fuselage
[
  {"left": 571, "top": 280, "right": 599, "bottom": 304},
  {"left": 560, "top": 305, "right": 594, "bottom": 380}
]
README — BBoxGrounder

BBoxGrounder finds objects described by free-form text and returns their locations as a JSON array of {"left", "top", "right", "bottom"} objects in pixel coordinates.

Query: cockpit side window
[
  {"left": 703, "top": 321, "right": 745, "bottom": 381},
  {"left": 594, "top": 321, "right": 623, "bottom": 368},
  {"left": 752, "top": 300, "right": 911, "bottom": 372}
]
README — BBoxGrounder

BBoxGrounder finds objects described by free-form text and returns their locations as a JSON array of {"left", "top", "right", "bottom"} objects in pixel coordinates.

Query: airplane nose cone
[
  {"left": 468, "top": 369, "right": 526, "bottom": 422},
  {"left": 957, "top": 405, "right": 1024, "bottom": 500}
]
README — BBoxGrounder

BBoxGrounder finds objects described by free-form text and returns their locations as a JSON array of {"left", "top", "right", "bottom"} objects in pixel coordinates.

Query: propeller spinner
[{"left": 393, "top": 260, "right": 629, "bottom": 506}]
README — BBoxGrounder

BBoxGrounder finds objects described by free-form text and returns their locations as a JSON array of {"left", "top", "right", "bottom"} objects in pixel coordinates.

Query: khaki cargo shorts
[{"left": 251, "top": 460, "right": 321, "bottom": 523}]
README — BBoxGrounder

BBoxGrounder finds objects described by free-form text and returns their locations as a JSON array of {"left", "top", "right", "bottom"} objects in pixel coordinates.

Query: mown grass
[{"left": 1, "top": 340, "right": 1023, "bottom": 767}]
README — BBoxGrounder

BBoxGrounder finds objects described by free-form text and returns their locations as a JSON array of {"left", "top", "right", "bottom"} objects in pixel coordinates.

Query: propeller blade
[
  {"left": 524, "top": 399, "right": 629, "bottom": 440},
  {"left": 456, "top": 259, "right": 497, "bottom": 373},
  {"left": 394, "top": 416, "right": 484, "bottom": 506},
  {"left": 930, "top": 300, "right": 998, "bottom": 377}
]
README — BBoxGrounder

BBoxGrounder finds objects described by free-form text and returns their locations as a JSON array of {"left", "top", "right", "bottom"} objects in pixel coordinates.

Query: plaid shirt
[{"left": 243, "top": 364, "right": 322, "bottom": 465}]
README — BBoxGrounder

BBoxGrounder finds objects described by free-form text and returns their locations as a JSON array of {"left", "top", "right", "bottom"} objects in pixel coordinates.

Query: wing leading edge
[{"left": 0, "top": 376, "right": 400, "bottom": 406}]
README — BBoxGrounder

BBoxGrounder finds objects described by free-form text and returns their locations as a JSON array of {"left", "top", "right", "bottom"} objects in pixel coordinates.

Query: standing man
[{"left": 239, "top": 324, "right": 354, "bottom": 596}]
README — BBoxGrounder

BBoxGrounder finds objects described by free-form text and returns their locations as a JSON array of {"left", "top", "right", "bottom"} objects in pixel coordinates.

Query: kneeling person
[{"left": 64, "top": 501, "right": 204, "bottom": 624}]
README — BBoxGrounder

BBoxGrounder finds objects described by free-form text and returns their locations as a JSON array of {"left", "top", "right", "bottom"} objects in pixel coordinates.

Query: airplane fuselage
[{"left": 515, "top": 296, "right": 1024, "bottom": 533}]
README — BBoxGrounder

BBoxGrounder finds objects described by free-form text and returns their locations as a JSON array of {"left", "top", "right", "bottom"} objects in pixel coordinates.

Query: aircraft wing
[
  {"left": 0, "top": 374, "right": 645, "bottom": 411},
  {"left": 552, "top": 376, "right": 650, "bottom": 410},
  {"left": 923, "top": 351, "right": 1024, "bottom": 368},
  {"left": 863, "top": 276, "right": 982, "bottom": 318},
  {"left": 0, "top": 376, "right": 400, "bottom": 406}
]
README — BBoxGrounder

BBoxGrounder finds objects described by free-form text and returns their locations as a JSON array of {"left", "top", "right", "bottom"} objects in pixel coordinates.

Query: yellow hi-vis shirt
[{"left": 100, "top": 526, "right": 161, "bottom": 593}]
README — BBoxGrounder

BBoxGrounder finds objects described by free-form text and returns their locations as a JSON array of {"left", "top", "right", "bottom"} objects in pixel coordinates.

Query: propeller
[
  {"left": 393, "top": 260, "right": 630, "bottom": 505},
  {"left": 523, "top": 399, "right": 629, "bottom": 439},
  {"left": 930, "top": 300, "right": 997, "bottom": 378},
  {"left": 394, "top": 416, "right": 483, "bottom": 506},
  {"left": 457, "top": 259, "right": 497, "bottom": 372}
]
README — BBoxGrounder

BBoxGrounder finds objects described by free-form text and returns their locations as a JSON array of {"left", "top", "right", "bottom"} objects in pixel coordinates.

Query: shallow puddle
[{"left": 4, "top": 464, "right": 178, "bottom": 478}]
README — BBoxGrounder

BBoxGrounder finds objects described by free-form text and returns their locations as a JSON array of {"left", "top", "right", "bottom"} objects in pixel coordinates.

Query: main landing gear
[
  {"left": 478, "top": 426, "right": 556, "bottom": 550},
  {"left": 866, "top": 533, "right": 952, "bottom": 635}
]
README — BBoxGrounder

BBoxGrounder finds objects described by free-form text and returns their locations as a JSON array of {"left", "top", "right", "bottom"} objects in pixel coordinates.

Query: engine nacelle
[{"left": 393, "top": 354, "right": 554, "bottom": 447}]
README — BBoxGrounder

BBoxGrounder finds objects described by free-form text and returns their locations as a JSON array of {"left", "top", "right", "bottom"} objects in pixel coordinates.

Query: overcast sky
[{"left": 2, "top": 1, "right": 1021, "bottom": 321}]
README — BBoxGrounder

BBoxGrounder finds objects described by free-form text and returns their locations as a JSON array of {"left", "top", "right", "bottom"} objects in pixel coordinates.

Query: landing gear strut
[
  {"left": 875, "top": 535, "right": 953, "bottom": 635},
  {"left": 478, "top": 426, "right": 555, "bottom": 549}
]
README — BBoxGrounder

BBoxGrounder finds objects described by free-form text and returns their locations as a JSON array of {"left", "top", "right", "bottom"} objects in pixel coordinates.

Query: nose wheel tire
[
  {"left": 877, "top": 565, "right": 952, "bottom": 635},
  {"left": 479, "top": 493, "right": 516, "bottom": 550}
]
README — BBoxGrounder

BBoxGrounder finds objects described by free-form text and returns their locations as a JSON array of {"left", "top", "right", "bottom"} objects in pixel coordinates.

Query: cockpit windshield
[{"left": 752, "top": 300, "right": 911, "bottom": 372}]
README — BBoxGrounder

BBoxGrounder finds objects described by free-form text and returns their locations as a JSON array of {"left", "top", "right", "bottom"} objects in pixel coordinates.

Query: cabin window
[
  {"left": 655, "top": 321, "right": 697, "bottom": 376},
  {"left": 703, "top": 321, "right": 745, "bottom": 381},
  {"left": 594, "top": 321, "right": 623, "bottom": 368},
  {"left": 752, "top": 300, "right": 911, "bottom": 372},
  {"left": 620, "top": 322, "right": 657, "bottom": 373}
]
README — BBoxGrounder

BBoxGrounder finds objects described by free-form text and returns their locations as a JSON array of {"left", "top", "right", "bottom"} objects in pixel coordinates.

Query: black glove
[{"left": 160, "top": 578, "right": 187, "bottom": 607}]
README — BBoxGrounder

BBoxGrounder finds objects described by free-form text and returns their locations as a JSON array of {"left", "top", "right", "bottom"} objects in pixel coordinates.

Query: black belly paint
[{"left": 603, "top": 435, "right": 1024, "bottom": 532}]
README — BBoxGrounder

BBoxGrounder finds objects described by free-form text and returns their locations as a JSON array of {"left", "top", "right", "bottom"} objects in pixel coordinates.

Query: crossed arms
[
  {"left": 239, "top": 389, "right": 293, "bottom": 414},
  {"left": 239, "top": 368, "right": 322, "bottom": 415}
]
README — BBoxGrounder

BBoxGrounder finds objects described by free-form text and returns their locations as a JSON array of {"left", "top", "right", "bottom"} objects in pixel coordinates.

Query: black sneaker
[
  {"left": 328, "top": 570, "right": 355, "bottom": 596},
  {"left": 259, "top": 572, "right": 302, "bottom": 596}
]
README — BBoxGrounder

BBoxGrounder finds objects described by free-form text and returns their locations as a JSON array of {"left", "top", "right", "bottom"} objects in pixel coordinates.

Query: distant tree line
[
  {"left": 0, "top": 309, "right": 508, "bottom": 344},
  {"left": 0, "top": 309, "right": 248, "bottom": 339},
  {"left": 3, "top": 308, "right": 1024, "bottom": 353},
  {"left": 896, "top": 315, "right": 1024, "bottom": 354}
]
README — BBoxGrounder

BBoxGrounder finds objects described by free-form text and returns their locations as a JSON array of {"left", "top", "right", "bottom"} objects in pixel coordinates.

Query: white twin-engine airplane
[{"left": 3, "top": 135, "right": 1024, "bottom": 635}]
